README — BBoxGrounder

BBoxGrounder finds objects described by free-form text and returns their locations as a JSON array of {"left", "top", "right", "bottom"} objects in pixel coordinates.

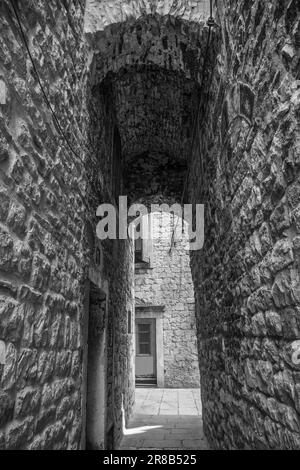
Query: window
[
  {"left": 137, "top": 323, "right": 151, "bottom": 355},
  {"left": 134, "top": 233, "right": 143, "bottom": 263},
  {"left": 127, "top": 310, "right": 132, "bottom": 334},
  {"left": 134, "top": 216, "right": 153, "bottom": 266}
]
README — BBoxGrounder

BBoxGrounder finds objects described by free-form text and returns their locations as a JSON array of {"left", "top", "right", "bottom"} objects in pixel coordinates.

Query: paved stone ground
[{"left": 120, "top": 388, "right": 209, "bottom": 450}]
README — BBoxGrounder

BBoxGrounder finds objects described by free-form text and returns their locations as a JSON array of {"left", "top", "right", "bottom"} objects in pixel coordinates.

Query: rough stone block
[
  {"left": 0, "top": 296, "right": 22, "bottom": 343},
  {"left": 5, "top": 417, "right": 35, "bottom": 449},
  {"left": 7, "top": 202, "right": 26, "bottom": 236},
  {"left": 0, "top": 137, "right": 9, "bottom": 163},
  {"left": 269, "top": 240, "right": 294, "bottom": 274},
  {"left": 56, "top": 396, "right": 72, "bottom": 421},
  {"left": 0, "top": 188, "right": 9, "bottom": 221},
  {"left": 33, "top": 307, "right": 51, "bottom": 348},
  {"left": 36, "top": 406, "right": 56, "bottom": 434},
  {"left": 37, "top": 350, "right": 55, "bottom": 383},
  {"left": 0, "top": 390, "right": 14, "bottom": 426},
  {"left": 265, "top": 311, "right": 283, "bottom": 337},
  {"left": 55, "top": 350, "right": 72, "bottom": 377},
  {"left": 0, "top": 229, "right": 14, "bottom": 272},
  {"left": 274, "top": 370, "right": 295, "bottom": 405},
  {"left": 16, "top": 348, "right": 38, "bottom": 388},
  {"left": 18, "top": 285, "right": 43, "bottom": 304},
  {"left": 0, "top": 432, "right": 5, "bottom": 450},
  {"left": 16, "top": 243, "right": 33, "bottom": 278},
  {"left": 1, "top": 342, "right": 17, "bottom": 390},
  {"left": 44, "top": 421, "right": 66, "bottom": 449},
  {"left": 15, "top": 387, "right": 41, "bottom": 418},
  {"left": 30, "top": 253, "right": 51, "bottom": 292}
]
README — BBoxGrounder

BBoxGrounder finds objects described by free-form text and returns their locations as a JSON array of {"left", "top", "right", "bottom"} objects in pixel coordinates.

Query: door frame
[
  {"left": 81, "top": 268, "right": 109, "bottom": 449},
  {"left": 135, "top": 318, "right": 157, "bottom": 380},
  {"left": 135, "top": 305, "right": 165, "bottom": 387}
]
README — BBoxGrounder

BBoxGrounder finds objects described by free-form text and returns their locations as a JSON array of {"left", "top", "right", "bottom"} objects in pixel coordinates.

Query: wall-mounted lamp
[{"left": 207, "top": 0, "right": 217, "bottom": 28}]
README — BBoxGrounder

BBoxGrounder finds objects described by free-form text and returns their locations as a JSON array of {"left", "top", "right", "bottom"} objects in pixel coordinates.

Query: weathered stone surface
[
  {"left": 37, "top": 350, "right": 56, "bottom": 383},
  {"left": 0, "top": 431, "right": 5, "bottom": 450},
  {"left": 0, "top": 391, "right": 14, "bottom": 426},
  {"left": 35, "top": 406, "right": 56, "bottom": 435},
  {"left": 0, "top": 297, "right": 22, "bottom": 343},
  {"left": 7, "top": 202, "right": 26, "bottom": 236},
  {"left": 265, "top": 311, "right": 283, "bottom": 337},
  {"left": 15, "top": 387, "right": 41, "bottom": 419},
  {"left": 1, "top": 342, "right": 17, "bottom": 391},
  {"left": 189, "top": 0, "right": 300, "bottom": 450},
  {"left": 5, "top": 417, "right": 35, "bottom": 449},
  {"left": 0, "top": 137, "right": 9, "bottom": 163},
  {"left": 0, "top": 189, "right": 9, "bottom": 221},
  {"left": 0, "top": 229, "right": 14, "bottom": 272},
  {"left": 16, "top": 348, "right": 38, "bottom": 388}
]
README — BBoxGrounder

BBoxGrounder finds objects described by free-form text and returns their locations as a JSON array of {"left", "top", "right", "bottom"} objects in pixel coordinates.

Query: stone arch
[
  {"left": 84, "top": 0, "right": 212, "bottom": 34},
  {"left": 86, "top": 11, "right": 220, "bottom": 205}
]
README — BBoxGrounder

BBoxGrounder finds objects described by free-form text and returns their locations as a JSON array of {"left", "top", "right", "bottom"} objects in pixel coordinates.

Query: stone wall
[
  {"left": 190, "top": 0, "right": 300, "bottom": 450},
  {"left": 86, "top": 75, "right": 135, "bottom": 448},
  {"left": 135, "top": 212, "right": 200, "bottom": 388},
  {"left": 0, "top": 0, "right": 134, "bottom": 450}
]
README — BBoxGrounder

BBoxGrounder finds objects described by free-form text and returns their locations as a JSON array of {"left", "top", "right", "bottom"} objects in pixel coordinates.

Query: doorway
[
  {"left": 84, "top": 281, "right": 107, "bottom": 449},
  {"left": 135, "top": 318, "right": 157, "bottom": 386}
]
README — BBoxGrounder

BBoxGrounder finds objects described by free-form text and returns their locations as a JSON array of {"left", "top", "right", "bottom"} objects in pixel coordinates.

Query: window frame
[
  {"left": 134, "top": 214, "right": 153, "bottom": 267},
  {"left": 136, "top": 322, "right": 151, "bottom": 356}
]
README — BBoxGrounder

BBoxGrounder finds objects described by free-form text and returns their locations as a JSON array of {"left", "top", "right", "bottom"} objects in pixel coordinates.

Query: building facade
[{"left": 134, "top": 212, "right": 200, "bottom": 388}]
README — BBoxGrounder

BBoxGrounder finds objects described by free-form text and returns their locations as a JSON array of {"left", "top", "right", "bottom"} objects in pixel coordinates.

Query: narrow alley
[
  {"left": 0, "top": 0, "right": 299, "bottom": 452},
  {"left": 120, "top": 389, "right": 209, "bottom": 450}
]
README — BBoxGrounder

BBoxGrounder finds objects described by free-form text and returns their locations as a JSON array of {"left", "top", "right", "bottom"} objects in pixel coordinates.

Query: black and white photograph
[{"left": 0, "top": 0, "right": 299, "bottom": 455}]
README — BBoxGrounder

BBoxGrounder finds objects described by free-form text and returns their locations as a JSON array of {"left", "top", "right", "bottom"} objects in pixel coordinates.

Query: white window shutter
[{"left": 141, "top": 214, "right": 153, "bottom": 266}]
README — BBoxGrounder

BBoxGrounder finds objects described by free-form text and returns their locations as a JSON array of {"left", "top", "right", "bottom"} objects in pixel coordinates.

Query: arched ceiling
[
  {"left": 110, "top": 66, "right": 199, "bottom": 161},
  {"left": 85, "top": 2, "right": 219, "bottom": 204}
]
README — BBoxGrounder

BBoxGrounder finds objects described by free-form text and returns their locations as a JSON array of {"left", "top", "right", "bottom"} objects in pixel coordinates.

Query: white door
[{"left": 135, "top": 319, "right": 157, "bottom": 384}]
